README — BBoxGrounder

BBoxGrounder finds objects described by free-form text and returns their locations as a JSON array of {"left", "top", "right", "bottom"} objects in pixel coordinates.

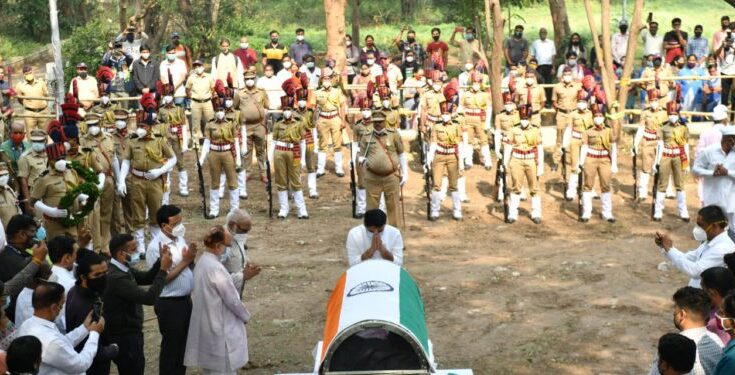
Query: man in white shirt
[
  {"left": 346, "top": 209, "right": 404, "bottom": 267},
  {"left": 223, "top": 209, "right": 252, "bottom": 295},
  {"left": 386, "top": 56, "right": 404, "bottom": 97},
  {"left": 298, "top": 55, "right": 321, "bottom": 88},
  {"left": 649, "top": 286, "right": 724, "bottom": 375},
  {"left": 655, "top": 205, "right": 735, "bottom": 288},
  {"left": 17, "top": 281, "right": 104, "bottom": 375},
  {"left": 48, "top": 235, "right": 78, "bottom": 293},
  {"left": 275, "top": 56, "right": 294, "bottom": 83},
  {"left": 145, "top": 204, "right": 195, "bottom": 375},
  {"left": 15, "top": 265, "right": 58, "bottom": 329},
  {"left": 160, "top": 45, "right": 189, "bottom": 106},
  {"left": 257, "top": 64, "right": 285, "bottom": 111},
  {"left": 211, "top": 38, "right": 244, "bottom": 89},
  {"left": 531, "top": 28, "right": 556, "bottom": 91},
  {"left": 611, "top": 19, "right": 630, "bottom": 66},
  {"left": 693, "top": 127, "right": 735, "bottom": 230},
  {"left": 641, "top": 21, "right": 664, "bottom": 58}
]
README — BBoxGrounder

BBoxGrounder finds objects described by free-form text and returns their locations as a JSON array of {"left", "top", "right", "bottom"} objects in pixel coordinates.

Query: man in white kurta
[
  {"left": 184, "top": 247, "right": 250, "bottom": 374},
  {"left": 693, "top": 127, "right": 735, "bottom": 231},
  {"left": 346, "top": 209, "right": 404, "bottom": 267}
]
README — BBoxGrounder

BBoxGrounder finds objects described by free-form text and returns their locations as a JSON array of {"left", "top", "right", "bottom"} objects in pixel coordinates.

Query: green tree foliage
[
  {"left": 61, "top": 19, "right": 118, "bottom": 80},
  {"left": 3, "top": 0, "right": 91, "bottom": 42}
]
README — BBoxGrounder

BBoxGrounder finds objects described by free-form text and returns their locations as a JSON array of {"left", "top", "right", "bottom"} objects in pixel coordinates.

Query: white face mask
[
  {"left": 577, "top": 102, "right": 587, "bottom": 110},
  {"left": 283, "top": 110, "right": 292, "bottom": 119},
  {"left": 101, "top": 96, "right": 110, "bottom": 105},
  {"left": 504, "top": 104, "right": 515, "bottom": 112},
  {"left": 361, "top": 110, "right": 372, "bottom": 119},
  {"left": 171, "top": 223, "right": 186, "bottom": 238},
  {"left": 0, "top": 175, "right": 8, "bottom": 187},
  {"left": 442, "top": 114, "right": 452, "bottom": 123},
  {"left": 432, "top": 83, "right": 441, "bottom": 92},
  {"left": 215, "top": 111, "right": 226, "bottom": 120},
  {"left": 406, "top": 56, "right": 414, "bottom": 62},
  {"left": 520, "top": 119, "right": 530, "bottom": 128},
  {"left": 225, "top": 99, "right": 233, "bottom": 108},
  {"left": 135, "top": 128, "right": 148, "bottom": 138},
  {"left": 163, "top": 96, "right": 173, "bottom": 104},
  {"left": 240, "top": 42, "right": 249, "bottom": 49},
  {"left": 298, "top": 100, "right": 307, "bottom": 108},
  {"left": 32, "top": 142, "right": 46, "bottom": 152},
  {"left": 472, "top": 83, "right": 481, "bottom": 92},
  {"left": 651, "top": 101, "right": 659, "bottom": 110},
  {"left": 594, "top": 116, "right": 605, "bottom": 125},
  {"left": 283, "top": 61, "right": 292, "bottom": 69},
  {"left": 525, "top": 77, "right": 535, "bottom": 86},
  {"left": 245, "top": 79, "right": 255, "bottom": 87},
  {"left": 296, "top": 35, "right": 305, "bottom": 41},
  {"left": 195, "top": 66, "right": 204, "bottom": 74},
  {"left": 323, "top": 80, "right": 332, "bottom": 87},
  {"left": 692, "top": 225, "right": 708, "bottom": 242},
  {"left": 568, "top": 59, "right": 577, "bottom": 66},
  {"left": 346, "top": 40, "right": 352, "bottom": 46},
  {"left": 115, "top": 120, "right": 127, "bottom": 130},
  {"left": 563, "top": 75, "right": 572, "bottom": 83},
  {"left": 54, "top": 159, "right": 67, "bottom": 172},
  {"left": 141, "top": 52, "right": 150, "bottom": 60},
  {"left": 382, "top": 99, "right": 390, "bottom": 108},
  {"left": 88, "top": 126, "right": 101, "bottom": 136},
  {"left": 669, "top": 115, "right": 679, "bottom": 124},
  {"left": 464, "top": 63, "right": 474, "bottom": 71},
  {"left": 367, "top": 59, "right": 375, "bottom": 65}
]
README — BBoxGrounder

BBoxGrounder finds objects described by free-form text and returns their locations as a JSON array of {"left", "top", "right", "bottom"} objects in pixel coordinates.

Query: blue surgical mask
[
  {"left": 35, "top": 226, "right": 47, "bottom": 242},
  {"left": 125, "top": 252, "right": 141, "bottom": 266},
  {"left": 306, "top": 62, "right": 315, "bottom": 68},
  {"left": 220, "top": 247, "right": 231, "bottom": 263}
]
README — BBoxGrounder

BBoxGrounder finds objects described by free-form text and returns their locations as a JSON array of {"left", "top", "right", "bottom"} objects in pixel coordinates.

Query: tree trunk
[
  {"left": 211, "top": 0, "right": 221, "bottom": 25},
  {"left": 178, "top": 0, "right": 194, "bottom": 31},
  {"left": 119, "top": 0, "right": 128, "bottom": 32},
  {"left": 351, "top": 0, "right": 360, "bottom": 49},
  {"left": 548, "top": 0, "right": 571, "bottom": 50},
  {"left": 401, "top": 0, "right": 417, "bottom": 20},
  {"left": 615, "top": 0, "right": 644, "bottom": 139},
  {"left": 484, "top": 0, "right": 505, "bottom": 115},
  {"left": 583, "top": 0, "right": 613, "bottom": 98},
  {"left": 324, "top": 0, "right": 347, "bottom": 74}
]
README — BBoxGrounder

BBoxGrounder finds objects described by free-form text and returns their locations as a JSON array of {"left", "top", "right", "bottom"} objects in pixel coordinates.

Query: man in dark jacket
[
  {"left": 102, "top": 233, "right": 171, "bottom": 375},
  {"left": 130, "top": 44, "right": 160, "bottom": 109}
]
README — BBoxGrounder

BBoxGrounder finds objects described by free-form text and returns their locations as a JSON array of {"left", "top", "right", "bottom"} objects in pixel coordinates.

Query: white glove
[
  {"left": 537, "top": 164, "right": 544, "bottom": 177},
  {"left": 652, "top": 164, "right": 659, "bottom": 174},
  {"left": 34, "top": 201, "right": 68, "bottom": 218},
  {"left": 575, "top": 164, "right": 582, "bottom": 174},
  {"left": 684, "top": 166, "right": 690, "bottom": 174},
  {"left": 198, "top": 156, "right": 206, "bottom": 166},
  {"left": 77, "top": 193, "right": 89, "bottom": 206},
  {"left": 144, "top": 168, "right": 163, "bottom": 180},
  {"left": 400, "top": 174, "right": 408, "bottom": 186},
  {"left": 611, "top": 164, "right": 618, "bottom": 174},
  {"left": 358, "top": 156, "right": 366, "bottom": 165},
  {"left": 117, "top": 181, "right": 127, "bottom": 196}
]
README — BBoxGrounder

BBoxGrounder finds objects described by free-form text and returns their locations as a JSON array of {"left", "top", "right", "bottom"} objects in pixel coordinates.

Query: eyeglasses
[{"left": 715, "top": 312, "right": 735, "bottom": 327}]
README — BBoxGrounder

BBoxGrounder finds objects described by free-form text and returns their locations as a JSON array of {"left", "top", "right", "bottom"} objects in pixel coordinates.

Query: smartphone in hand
[{"left": 92, "top": 300, "right": 103, "bottom": 322}]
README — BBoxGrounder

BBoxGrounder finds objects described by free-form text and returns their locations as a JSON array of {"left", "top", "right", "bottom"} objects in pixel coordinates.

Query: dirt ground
[{"left": 123, "top": 127, "right": 704, "bottom": 375}]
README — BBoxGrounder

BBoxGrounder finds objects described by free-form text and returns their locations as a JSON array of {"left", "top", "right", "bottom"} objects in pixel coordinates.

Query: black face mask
[
  {"left": 695, "top": 32, "right": 702, "bottom": 38},
  {"left": 87, "top": 276, "right": 107, "bottom": 294},
  {"left": 572, "top": 40, "right": 580, "bottom": 45},
  {"left": 271, "top": 37, "right": 279, "bottom": 44},
  {"left": 432, "top": 35, "right": 440, "bottom": 41},
  {"left": 126, "top": 33, "right": 135, "bottom": 42},
  {"left": 172, "top": 39, "right": 180, "bottom": 46},
  {"left": 514, "top": 32, "right": 523, "bottom": 38},
  {"left": 79, "top": 72, "right": 88, "bottom": 79},
  {"left": 407, "top": 37, "right": 415, "bottom": 43}
]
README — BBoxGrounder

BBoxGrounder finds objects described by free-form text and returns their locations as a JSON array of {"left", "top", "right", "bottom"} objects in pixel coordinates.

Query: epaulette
[{"left": 39, "top": 169, "right": 50, "bottom": 178}]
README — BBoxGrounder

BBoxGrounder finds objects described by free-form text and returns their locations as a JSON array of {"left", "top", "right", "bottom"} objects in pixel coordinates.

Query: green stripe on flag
[{"left": 399, "top": 268, "right": 429, "bottom": 354}]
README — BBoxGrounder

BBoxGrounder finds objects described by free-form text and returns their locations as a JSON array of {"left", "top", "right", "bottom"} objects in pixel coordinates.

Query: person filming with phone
[{"left": 654, "top": 205, "right": 735, "bottom": 288}]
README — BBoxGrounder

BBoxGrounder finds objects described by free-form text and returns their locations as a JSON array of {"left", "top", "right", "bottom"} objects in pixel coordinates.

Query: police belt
[
  {"left": 191, "top": 97, "right": 211, "bottom": 103},
  {"left": 663, "top": 146, "right": 682, "bottom": 157},
  {"left": 464, "top": 108, "right": 485, "bottom": 116},
  {"left": 572, "top": 130, "right": 582, "bottom": 139},
  {"left": 426, "top": 114, "right": 441, "bottom": 122},
  {"left": 210, "top": 142, "right": 232, "bottom": 152},
  {"left": 512, "top": 148, "right": 537, "bottom": 159},
  {"left": 274, "top": 141, "right": 295, "bottom": 151},
  {"left": 556, "top": 108, "right": 573, "bottom": 114},
  {"left": 436, "top": 144, "right": 457, "bottom": 155},
  {"left": 643, "top": 128, "right": 658, "bottom": 141},
  {"left": 25, "top": 106, "right": 46, "bottom": 112},
  {"left": 131, "top": 168, "right": 160, "bottom": 180},
  {"left": 319, "top": 110, "right": 339, "bottom": 119},
  {"left": 587, "top": 147, "right": 610, "bottom": 158}
]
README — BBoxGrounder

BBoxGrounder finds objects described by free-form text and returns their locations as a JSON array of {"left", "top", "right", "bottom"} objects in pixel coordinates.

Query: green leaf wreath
[{"left": 57, "top": 160, "right": 101, "bottom": 227}]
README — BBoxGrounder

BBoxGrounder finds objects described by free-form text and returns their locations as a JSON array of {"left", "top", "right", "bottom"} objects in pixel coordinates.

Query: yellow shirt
[
  {"left": 360, "top": 128, "right": 404, "bottom": 176},
  {"left": 17, "top": 150, "right": 48, "bottom": 186},
  {"left": 658, "top": 123, "right": 689, "bottom": 148},
  {"left": 571, "top": 110, "right": 593, "bottom": 135},
  {"left": 510, "top": 125, "right": 541, "bottom": 151},
  {"left": 420, "top": 90, "right": 445, "bottom": 117},
  {"left": 16, "top": 79, "right": 49, "bottom": 110},
  {"left": 186, "top": 73, "right": 214, "bottom": 100},
  {"left": 516, "top": 85, "right": 546, "bottom": 112},
  {"left": 461, "top": 90, "right": 490, "bottom": 111},
  {"left": 552, "top": 82, "right": 581, "bottom": 111},
  {"left": 123, "top": 136, "right": 175, "bottom": 171},
  {"left": 314, "top": 88, "right": 345, "bottom": 112}
]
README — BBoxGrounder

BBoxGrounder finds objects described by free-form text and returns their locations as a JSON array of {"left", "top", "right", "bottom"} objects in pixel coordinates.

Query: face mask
[
  {"left": 510, "top": 70, "right": 519, "bottom": 77},
  {"left": 195, "top": 66, "right": 204, "bottom": 74},
  {"left": 619, "top": 26, "right": 628, "bottom": 33},
  {"left": 361, "top": 110, "right": 372, "bottom": 119},
  {"left": 87, "top": 276, "right": 107, "bottom": 294},
  {"left": 432, "top": 83, "right": 441, "bottom": 91},
  {"left": 220, "top": 247, "right": 231, "bottom": 263},
  {"left": 647, "top": 61, "right": 653, "bottom": 68},
  {"left": 525, "top": 78, "right": 535, "bottom": 86},
  {"left": 10, "top": 133, "right": 24, "bottom": 144},
  {"left": 125, "top": 252, "right": 141, "bottom": 266},
  {"left": 239, "top": 42, "right": 249, "bottom": 49},
  {"left": 563, "top": 75, "right": 572, "bottom": 83},
  {"left": 323, "top": 80, "right": 332, "bottom": 87},
  {"left": 577, "top": 102, "right": 588, "bottom": 110},
  {"left": 382, "top": 99, "right": 391, "bottom": 108},
  {"left": 306, "top": 62, "right": 315, "bottom": 68},
  {"left": 514, "top": 32, "right": 523, "bottom": 38},
  {"left": 135, "top": 128, "right": 148, "bottom": 138},
  {"left": 464, "top": 33, "right": 474, "bottom": 41},
  {"left": 32, "top": 142, "right": 46, "bottom": 152},
  {"left": 695, "top": 32, "right": 703, "bottom": 38},
  {"left": 464, "top": 63, "right": 474, "bottom": 71},
  {"left": 115, "top": 120, "right": 127, "bottom": 130},
  {"left": 34, "top": 226, "right": 46, "bottom": 242},
  {"left": 225, "top": 99, "right": 233, "bottom": 108},
  {"left": 283, "top": 61, "right": 292, "bottom": 69},
  {"left": 296, "top": 35, "right": 305, "bottom": 41},
  {"left": 141, "top": 52, "right": 150, "bottom": 60},
  {"left": 0, "top": 175, "right": 8, "bottom": 187},
  {"left": 233, "top": 233, "right": 248, "bottom": 246},
  {"left": 88, "top": 126, "right": 101, "bottom": 136},
  {"left": 568, "top": 59, "right": 577, "bottom": 66},
  {"left": 54, "top": 159, "right": 67, "bottom": 172},
  {"left": 271, "top": 37, "right": 279, "bottom": 43},
  {"left": 406, "top": 56, "right": 414, "bottom": 62},
  {"left": 25, "top": 73, "right": 34, "bottom": 81},
  {"left": 594, "top": 116, "right": 605, "bottom": 126},
  {"left": 283, "top": 110, "right": 292, "bottom": 119},
  {"left": 407, "top": 37, "right": 415, "bottom": 43},
  {"left": 442, "top": 114, "right": 452, "bottom": 123},
  {"left": 693, "top": 225, "right": 708, "bottom": 242},
  {"left": 651, "top": 102, "right": 659, "bottom": 110},
  {"left": 245, "top": 79, "right": 255, "bottom": 87},
  {"left": 346, "top": 40, "right": 352, "bottom": 46},
  {"left": 171, "top": 223, "right": 186, "bottom": 238},
  {"left": 101, "top": 96, "right": 110, "bottom": 105},
  {"left": 653, "top": 61, "right": 662, "bottom": 68},
  {"left": 433, "top": 35, "right": 441, "bottom": 42},
  {"left": 572, "top": 40, "right": 580, "bottom": 45},
  {"left": 298, "top": 100, "right": 307, "bottom": 108},
  {"left": 520, "top": 119, "right": 530, "bottom": 128},
  {"left": 215, "top": 111, "right": 225, "bottom": 120},
  {"left": 166, "top": 54, "right": 176, "bottom": 62},
  {"left": 687, "top": 62, "right": 696, "bottom": 69},
  {"left": 669, "top": 115, "right": 679, "bottom": 124},
  {"left": 79, "top": 72, "right": 88, "bottom": 79},
  {"left": 472, "top": 83, "right": 481, "bottom": 91},
  {"left": 504, "top": 104, "right": 515, "bottom": 112},
  {"left": 367, "top": 59, "right": 375, "bottom": 65}
]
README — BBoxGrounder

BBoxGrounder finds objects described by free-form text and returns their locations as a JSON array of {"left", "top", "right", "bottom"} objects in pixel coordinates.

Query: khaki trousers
[
  {"left": 583, "top": 156, "right": 612, "bottom": 193},
  {"left": 317, "top": 116, "right": 344, "bottom": 151},
  {"left": 23, "top": 107, "right": 48, "bottom": 134},
  {"left": 274, "top": 150, "right": 302, "bottom": 191},
  {"left": 509, "top": 157, "right": 539, "bottom": 195},
  {"left": 87, "top": 175, "right": 114, "bottom": 252},
  {"left": 245, "top": 124, "right": 267, "bottom": 177},
  {"left": 191, "top": 100, "right": 214, "bottom": 137},
  {"left": 658, "top": 156, "right": 683, "bottom": 191},
  {"left": 432, "top": 154, "right": 459, "bottom": 192},
  {"left": 208, "top": 150, "right": 237, "bottom": 189},
  {"left": 128, "top": 175, "right": 164, "bottom": 230},
  {"left": 363, "top": 170, "right": 401, "bottom": 227},
  {"left": 554, "top": 111, "right": 573, "bottom": 164},
  {"left": 639, "top": 140, "right": 657, "bottom": 174},
  {"left": 464, "top": 115, "right": 488, "bottom": 146}
]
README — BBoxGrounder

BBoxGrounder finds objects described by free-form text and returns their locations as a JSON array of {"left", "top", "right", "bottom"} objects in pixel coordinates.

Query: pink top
[
  {"left": 708, "top": 308, "right": 731, "bottom": 345},
  {"left": 696, "top": 124, "right": 724, "bottom": 160}
]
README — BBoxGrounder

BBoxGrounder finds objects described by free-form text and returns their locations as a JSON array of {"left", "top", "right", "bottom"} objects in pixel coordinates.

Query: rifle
[
  {"left": 632, "top": 147, "right": 639, "bottom": 201},
  {"left": 417, "top": 125, "right": 432, "bottom": 220},
  {"left": 265, "top": 124, "right": 273, "bottom": 218},
  {"left": 494, "top": 156, "right": 503, "bottom": 201},
  {"left": 651, "top": 164, "right": 660, "bottom": 219},
  {"left": 349, "top": 139, "right": 357, "bottom": 218},
  {"left": 501, "top": 159, "right": 509, "bottom": 222},
  {"left": 193, "top": 144, "right": 208, "bottom": 218},
  {"left": 561, "top": 147, "right": 568, "bottom": 193},
  {"left": 577, "top": 167, "right": 584, "bottom": 220}
]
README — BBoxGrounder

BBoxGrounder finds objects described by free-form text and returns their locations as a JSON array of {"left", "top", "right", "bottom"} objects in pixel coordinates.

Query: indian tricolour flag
[{"left": 319, "top": 260, "right": 431, "bottom": 367}]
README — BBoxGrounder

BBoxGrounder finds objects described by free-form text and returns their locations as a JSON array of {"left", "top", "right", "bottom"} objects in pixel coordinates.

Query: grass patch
[{"left": 0, "top": 35, "right": 45, "bottom": 61}]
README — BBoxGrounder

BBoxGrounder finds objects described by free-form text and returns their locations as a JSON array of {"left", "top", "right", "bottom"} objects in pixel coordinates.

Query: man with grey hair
[{"left": 223, "top": 209, "right": 252, "bottom": 295}]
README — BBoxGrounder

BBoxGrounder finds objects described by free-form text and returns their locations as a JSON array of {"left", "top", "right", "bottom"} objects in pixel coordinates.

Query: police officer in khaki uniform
[
  {"left": 295, "top": 85, "right": 319, "bottom": 198},
  {"left": 352, "top": 98, "right": 374, "bottom": 218},
  {"left": 493, "top": 93, "right": 519, "bottom": 201},
  {"left": 110, "top": 109, "right": 131, "bottom": 234},
  {"left": 516, "top": 69, "right": 546, "bottom": 127},
  {"left": 577, "top": 105, "right": 618, "bottom": 223},
  {"left": 91, "top": 95, "right": 119, "bottom": 128},
  {"left": 117, "top": 109, "right": 177, "bottom": 254},
  {"left": 0, "top": 162, "right": 20, "bottom": 224},
  {"left": 79, "top": 115, "right": 115, "bottom": 253},
  {"left": 220, "top": 81, "right": 248, "bottom": 200},
  {"left": 15, "top": 65, "right": 49, "bottom": 134},
  {"left": 159, "top": 88, "right": 191, "bottom": 200},
  {"left": 561, "top": 90, "right": 593, "bottom": 200},
  {"left": 460, "top": 72, "right": 492, "bottom": 170},
  {"left": 313, "top": 67, "right": 347, "bottom": 177},
  {"left": 652, "top": 101, "right": 691, "bottom": 222},
  {"left": 17, "top": 129, "right": 48, "bottom": 214},
  {"left": 234, "top": 67, "right": 269, "bottom": 183},
  {"left": 552, "top": 67, "right": 581, "bottom": 171},
  {"left": 639, "top": 56, "right": 672, "bottom": 106},
  {"left": 419, "top": 70, "right": 446, "bottom": 136},
  {"left": 427, "top": 102, "right": 463, "bottom": 221},
  {"left": 504, "top": 106, "right": 544, "bottom": 224},
  {"left": 198, "top": 99, "right": 240, "bottom": 219},
  {"left": 186, "top": 59, "right": 212, "bottom": 141},
  {"left": 358, "top": 112, "right": 408, "bottom": 227},
  {"left": 634, "top": 88, "right": 668, "bottom": 201},
  {"left": 272, "top": 95, "right": 310, "bottom": 219}
]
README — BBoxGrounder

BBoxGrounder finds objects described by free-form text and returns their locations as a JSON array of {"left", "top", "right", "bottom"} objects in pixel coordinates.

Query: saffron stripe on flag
[{"left": 321, "top": 272, "right": 347, "bottom": 362}]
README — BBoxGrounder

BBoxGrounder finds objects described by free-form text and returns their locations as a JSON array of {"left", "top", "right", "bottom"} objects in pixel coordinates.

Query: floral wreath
[{"left": 57, "top": 160, "right": 101, "bottom": 227}]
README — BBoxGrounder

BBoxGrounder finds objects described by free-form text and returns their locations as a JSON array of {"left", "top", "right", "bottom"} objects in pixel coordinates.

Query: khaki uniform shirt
[
  {"left": 461, "top": 90, "right": 490, "bottom": 111},
  {"left": 122, "top": 136, "right": 175, "bottom": 171},
  {"left": 16, "top": 79, "right": 49, "bottom": 110},
  {"left": 642, "top": 109, "right": 667, "bottom": 132},
  {"left": 314, "top": 87, "right": 345, "bottom": 112},
  {"left": 204, "top": 119, "right": 237, "bottom": 143},
  {"left": 158, "top": 105, "right": 189, "bottom": 141},
  {"left": 381, "top": 109, "right": 401, "bottom": 130},
  {"left": 234, "top": 88, "right": 268, "bottom": 124},
  {"left": 0, "top": 187, "right": 19, "bottom": 224},
  {"left": 420, "top": 90, "right": 445, "bottom": 118},
  {"left": 516, "top": 85, "right": 546, "bottom": 112},
  {"left": 91, "top": 104, "right": 119, "bottom": 127},
  {"left": 17, "top": 150, "right": 48, "bottom": 187},
  {"left": 658, "top": 123, "right": 689, "bottom": 147},
  {"left": 571, "top": 110, "right": 593, "bottom": 135},
  {"left": 360, "top": 128, "right": 404, "bottom": 176},
  {"left": 510, "top": 125, "right": 541, "bottom": 151},
  {"left": 640, "top": 66, "right": 672, "bottom": 99},
  {"left": 186, "top": 73, "right": 214, "bottom": 100},
  {"left": 80, "top": 134, "right": 115, "bottom": 174},
  {"left": 352, "top": 119, "right": 374, "bottom": 141},
  {"left": 552, "top": 82, "right": 581, "bottom": 111},
  {"left": 31, "top": 169, "right": 82, "bottom": 210},
  {"left": 583, "top": 126, "right": 614, "bottom": 151},
  {"left": 273, "top": 118, "right": 310, "bottom": 144},
  {"left": 495, "top": 110, "right": 520, "bottom": 136}
]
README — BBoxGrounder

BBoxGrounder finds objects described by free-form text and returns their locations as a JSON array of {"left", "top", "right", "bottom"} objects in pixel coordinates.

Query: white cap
[
  {"left": 722, "top": 126, "right": 735, "bottom": 136},
  {"left": 712, "top": 104, "right": 728, "bottom": 121}
]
